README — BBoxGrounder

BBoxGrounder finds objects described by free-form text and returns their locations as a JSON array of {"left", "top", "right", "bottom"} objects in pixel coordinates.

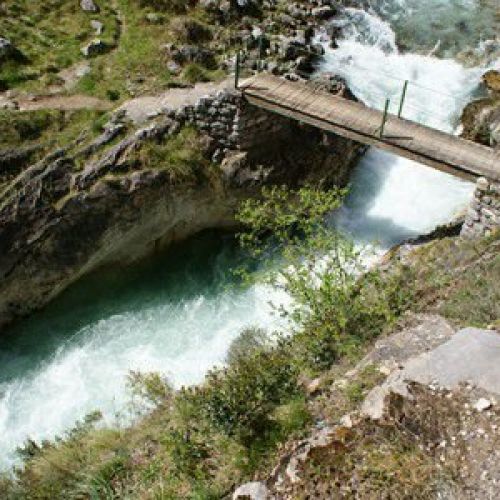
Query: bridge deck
[{"left": 241, "top": 74, "right": 500, "bottom": 182}]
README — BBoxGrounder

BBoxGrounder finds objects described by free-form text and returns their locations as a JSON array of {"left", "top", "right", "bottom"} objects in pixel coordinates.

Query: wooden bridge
[{"left": 241, "top": 74, "right": 500, "bottom": 182}]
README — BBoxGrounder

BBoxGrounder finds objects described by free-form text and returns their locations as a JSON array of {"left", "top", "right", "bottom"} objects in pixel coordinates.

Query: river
[{"left": 0, "top": 0, "right": 497, "bottom": 470}]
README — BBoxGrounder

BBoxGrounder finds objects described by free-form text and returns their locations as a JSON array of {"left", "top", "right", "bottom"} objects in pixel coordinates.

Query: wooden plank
[{"left": 242, "top": 75, "right": 500, "bottom": 182}]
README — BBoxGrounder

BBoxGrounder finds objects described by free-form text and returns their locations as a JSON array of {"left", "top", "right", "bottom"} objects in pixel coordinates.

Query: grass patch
[
  {"left": 0, "top": 108, "right": 108, "bottom": 190},
  {"left": 0, "top": 108, "right": 108, "bottom": 150},
  {"left": 134, "top": 126, "right": 212, "bottom": 184},
  {"left": 391, "top": 230, "right": 500, "bottom": 328},
  {"left": 0, "top": 0, "right": 118, "bottom": 91}
]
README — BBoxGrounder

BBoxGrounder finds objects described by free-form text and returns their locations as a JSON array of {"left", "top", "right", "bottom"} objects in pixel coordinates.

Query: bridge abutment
[{"left": 461, "top": 177, "right": 500, "bottom": 238}]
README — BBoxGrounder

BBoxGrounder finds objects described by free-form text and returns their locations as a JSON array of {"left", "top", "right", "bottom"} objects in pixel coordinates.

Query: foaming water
[
  {"left": 318, "top": 5, "right": 488, "bottom": 250},
  {"left": 0, "top": 232, "right": 285, "bottom": 469}
]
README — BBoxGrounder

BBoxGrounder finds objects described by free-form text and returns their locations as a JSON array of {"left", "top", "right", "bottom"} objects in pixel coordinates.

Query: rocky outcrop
[
  {"left": 362, "top": 326, "right": 500, "bottom": 420},
  {"left": 0, "top": 82, "right": 364, "bottom": 331},
  {"left": 461, "top": 70, "right": 500, "bottom": 148}
]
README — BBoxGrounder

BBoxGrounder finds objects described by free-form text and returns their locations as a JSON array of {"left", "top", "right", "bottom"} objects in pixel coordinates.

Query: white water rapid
[{"left": 0, "top": 0, "right": 497, "bottom": 470}]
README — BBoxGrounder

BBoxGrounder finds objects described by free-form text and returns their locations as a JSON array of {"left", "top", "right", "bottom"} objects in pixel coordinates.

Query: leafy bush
[
  {"left": 237, "top": 186, "right": 412, "bottom": 372},
  {"left": 106, "top": 89, "right": 121, "bottom": 101},
  {"left": 181, "top": 62, "right": 210, "bottom": 84},
  {"left": 192, "top": 345, "right": 300, "bottom": 445},
  {"left": 225, "top": 327, "right": 269, "bottom": 365}
]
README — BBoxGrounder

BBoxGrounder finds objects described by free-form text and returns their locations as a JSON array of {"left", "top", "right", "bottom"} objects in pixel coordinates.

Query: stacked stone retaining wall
[{"left": 461, "top": 177, "right": 500, "bottom": 238}]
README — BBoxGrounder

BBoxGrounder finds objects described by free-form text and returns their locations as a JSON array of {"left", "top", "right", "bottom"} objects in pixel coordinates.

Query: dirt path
[
  {"left": 118, "top": 79, "right": 233, "bottom": 124},
  {"left": 1, "top": 78, "right": 232, "bottom": 117},
  {"left": 16, "top": 94, "right": 112, "bottom": 112}
]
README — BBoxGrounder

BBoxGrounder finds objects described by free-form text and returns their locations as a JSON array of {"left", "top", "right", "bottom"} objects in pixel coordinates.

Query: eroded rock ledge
[{"left": 0, "top": 79, "right": 364, "bottom": 331}]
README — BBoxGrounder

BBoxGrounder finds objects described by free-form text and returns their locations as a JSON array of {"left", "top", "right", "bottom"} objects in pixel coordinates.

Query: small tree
[{"left": 236, "top": 185, "right": 406, "bottom": 372}]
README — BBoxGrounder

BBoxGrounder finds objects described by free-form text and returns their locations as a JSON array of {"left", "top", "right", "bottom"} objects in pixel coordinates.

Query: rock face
[
  {"left": 483, "top": 70, "right": 500, "bottom": 96},
  {"left": 461, "top": 70, "right": 500, "bottom": 148},
  {"left": 233, "top": 481, "right": 269, "bottom": 500},
  {"left": 362, "top": 327, "right": 500, "bottom": 420},
  {"left": 231, "top": 315, "right": 500, "bottom": 498},
  {"left": 0, "top": 83, "right": 364, "bottom": 331}
]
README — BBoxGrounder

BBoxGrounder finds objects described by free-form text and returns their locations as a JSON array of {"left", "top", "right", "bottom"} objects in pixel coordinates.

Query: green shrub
[
  {"left": 193, "top": 345, "right": 300, "bottom": 445},
  {"left": 181, "top": 63, "right": 210, "bottom": 84},
  {"left": 0, "top": 109, "right": 59, "bottom": 146},
  {"left": 225, "top": 327, "right": 269, "bottom": 365},
  {"left": 106, "top": 89, "right": 121, "bottom": 101},
  {"left": 237, "top": 186, "right": 413, "bottom": 372}
]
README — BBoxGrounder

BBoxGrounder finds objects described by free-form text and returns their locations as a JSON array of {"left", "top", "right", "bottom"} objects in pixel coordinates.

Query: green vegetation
[
  {"left": 0, "top": 0, "right": 118, "bottom": 91},
  {"left": 392, "top": 231, "right": 500, "bottom": 328},
  {"left": 237, "top": 186, "right": 411, "bottom": 372},
  {"left": 0, "top": 108, "right": 107, "bottom": 150},
  {"left": 0, "top": 0, "right": 227, "bottom": 97},
  {"left": 71, "top": 0, "right": 226, "bottom": 99},
  {"left": 0, "top": 108, "right": 109, "bottom": 189},
  {"left": 134, "top": 127, "right": 213, "bottom": 184},
  {"left": 0, "top": 185, "right": 498, "bottom": 498}
]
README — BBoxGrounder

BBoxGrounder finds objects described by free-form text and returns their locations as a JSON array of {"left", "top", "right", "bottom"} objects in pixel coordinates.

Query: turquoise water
[{"left": 0, "top": 231, "right": 283, "bottom": 469}]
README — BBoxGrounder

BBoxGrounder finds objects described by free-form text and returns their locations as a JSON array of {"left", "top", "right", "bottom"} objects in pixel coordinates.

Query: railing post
[
  {"left": 380, "top": 98, "right": 390, "bottom": 138},
  {"left": 398, "top": 80, "right": 408, "bottom": 118},
  {"left": 235, "top": 51, "right": 241, "bottom": 89},
  {"left": 258, "top": 34, "right": 264, "bottom": 72}
]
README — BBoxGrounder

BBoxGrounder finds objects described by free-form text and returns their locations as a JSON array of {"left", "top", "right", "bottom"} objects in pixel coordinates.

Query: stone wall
[
  {"left": 162, "top": 84, "right": 363, "bottom": 191},
  {"left": 461, "top": 177, "right": 500, "bottom": 238},
  {"left": 165, "top": 88, "right": 296, "bottom": 163}
]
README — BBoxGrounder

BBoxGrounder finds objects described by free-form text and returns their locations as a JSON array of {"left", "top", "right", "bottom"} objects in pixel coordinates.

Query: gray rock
[
  {"left": 0, "top": 37, "right": 17, "bottom": 61},
  {"left": 81, "top": 39, "right": 108, "bottom": 57},
  {"left": 166, "top": 60, "right": 181, "bottom": 75},
  {"left": 476, "top": 177, "right": 490, "bottom": 191},
  {"left": 311, "top": 6, "right": 336, "bottom": 20},
  {"left": 145, "top": 13, "right": 164, "bottom": 24},
  {"left": 362, "top": 327, "right": 500, "bottom": 420},
  {"left": 80, "top": 0, "right": 99, "bottom": 13},
  {"left": 90, "top": 20, "right": 104, "bottom": 35},
  {"left": 171, "top": 45, "right": 216, "bottom": 68},
  {"left": 233, "top": 481, "right": 269, "bottom": 500}
]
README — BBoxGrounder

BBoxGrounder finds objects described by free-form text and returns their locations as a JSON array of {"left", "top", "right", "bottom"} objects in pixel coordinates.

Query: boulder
[
  {"left": 483, "top": 69, "right": 500, "bottom": 96},
  {"left": 90, "top": 20, "right": 104, "bottom": 35},
  {"left": 0, "top": 37, "right": 17, "bottom": 62},
  {"left": 362, "top": 327, "right": 500, "bottom": 420},
  {"left": 80, "top": 0, "right": 99, "bottom": 12},
  {"left": 311, "top": 6, "right": 336, "bottom": 20},
  {"left": 233, "top": 481, "right": 269, "bottom": 500},
  {"left": 81, "top": 39, "right": 108, "bottom": 57}
]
